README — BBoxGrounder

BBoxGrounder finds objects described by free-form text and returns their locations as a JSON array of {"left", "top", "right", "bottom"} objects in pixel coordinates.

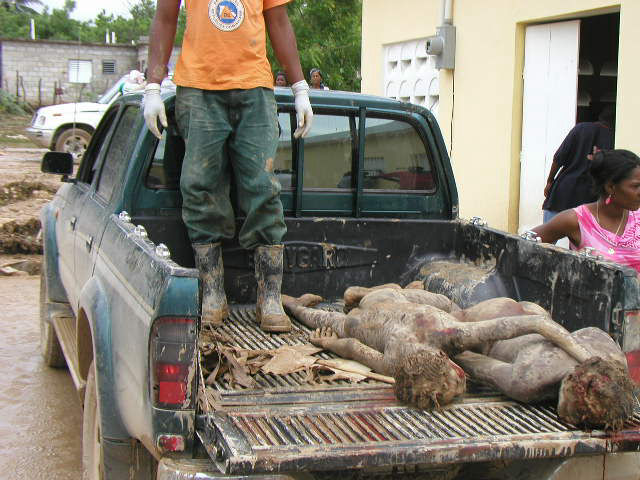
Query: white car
[
  {"left": 26, "top": 75, "right": 174, "bottom": 162},
  {"left": 25, "top": 76, "right": 128, "bottom": 162}
]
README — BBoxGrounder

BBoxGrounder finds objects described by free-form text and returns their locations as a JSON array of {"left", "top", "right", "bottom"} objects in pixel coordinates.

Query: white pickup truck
[
  {"left": 25, "top": 76, "right": 127, "bottom": 162},
  {"left": 25, "top": 75, "right": 174, "bottom": 162}
]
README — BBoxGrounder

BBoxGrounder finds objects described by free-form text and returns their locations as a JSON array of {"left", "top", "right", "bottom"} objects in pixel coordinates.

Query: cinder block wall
[{"left": 1, "top": 39, "right": 138, "bottom": 106}]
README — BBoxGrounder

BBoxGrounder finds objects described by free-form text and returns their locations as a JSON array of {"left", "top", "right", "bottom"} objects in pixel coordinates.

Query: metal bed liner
[{"left": 197, "top": 305, "right": 640, "bottom": 474}]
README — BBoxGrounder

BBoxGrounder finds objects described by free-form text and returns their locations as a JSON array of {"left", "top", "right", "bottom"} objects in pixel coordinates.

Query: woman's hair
[{"left": 590, "top": 149, "right": 640, "bottom": 196}]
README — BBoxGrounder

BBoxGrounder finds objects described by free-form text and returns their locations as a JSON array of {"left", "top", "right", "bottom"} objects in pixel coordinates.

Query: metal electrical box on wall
[{"left": 426, "top": 24, "right": 456, "bottom": 70}]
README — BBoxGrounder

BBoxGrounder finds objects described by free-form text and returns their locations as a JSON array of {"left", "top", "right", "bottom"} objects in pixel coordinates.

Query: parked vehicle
[
  {"left": 39, "top": 88, "right": 640, "bottom": 480},
  {"left": 25, "top": 75, "right": 128, "bottom": 162},
  {"left": 26, "top": 75, "right": 173, "bottom": 163}
]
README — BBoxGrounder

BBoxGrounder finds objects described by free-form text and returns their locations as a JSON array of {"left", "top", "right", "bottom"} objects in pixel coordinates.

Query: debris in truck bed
[{"left": 198, "top": 322, "right": 387, "bottom": 398}]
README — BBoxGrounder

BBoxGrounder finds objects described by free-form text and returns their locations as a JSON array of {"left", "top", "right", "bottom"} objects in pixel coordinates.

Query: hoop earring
[{"left": 605, "top": 195, "right": 612, "bottom": 205}]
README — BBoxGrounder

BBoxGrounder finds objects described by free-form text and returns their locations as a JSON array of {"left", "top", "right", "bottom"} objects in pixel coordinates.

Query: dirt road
[
  {"left": 0, "top": 147, "right": 83, "bottom": 478},
  {"left": 0, "top": 275, "right": 82, "bottom": 479}
]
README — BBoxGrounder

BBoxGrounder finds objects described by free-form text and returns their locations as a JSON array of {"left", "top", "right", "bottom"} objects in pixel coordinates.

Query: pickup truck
[{"left": 39, "top": 87, "right": 640, "bottom": 480}]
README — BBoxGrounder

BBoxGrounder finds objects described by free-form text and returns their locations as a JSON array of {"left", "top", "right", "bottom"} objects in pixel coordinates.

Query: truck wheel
[
  {"left": 83, "top": 361, "right": 158, "bottom": 480},
  {"left": 55, "top": 127, "right": 91, "bottom": 163},
  {"left": 39, "top": 271, "right": 66, "bottom": 368},
  {"left": 83, "top": 362, "right": 104, "bottom": 480}
]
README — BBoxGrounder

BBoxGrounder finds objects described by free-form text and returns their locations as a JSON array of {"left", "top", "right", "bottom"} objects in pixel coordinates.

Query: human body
[
  {"left": 145, "top": 0, "right": 313, "bottom": 332},
  {"left": 282, "top": 286, "right": 634, "bottom": 429},
  {"left": 534, "top": 149, "right": 640, "bottom": 273}
]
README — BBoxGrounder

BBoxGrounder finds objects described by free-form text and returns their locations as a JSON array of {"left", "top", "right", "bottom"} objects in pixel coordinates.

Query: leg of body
[
  {"left": 455, "top": 351, "right": 557, "bottom": 402},
  {"left": 454, "top": 314, "right": 592, "bottom": 363},
  {"left": 282, "top": 295, "right": 358, "bottom": 338},
  {"left": 310, "top": 327, "right": 388, "bottom": 374}
]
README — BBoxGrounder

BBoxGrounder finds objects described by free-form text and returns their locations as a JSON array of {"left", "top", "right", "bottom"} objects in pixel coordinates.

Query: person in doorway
[
  {"left": 144, "top": 0, "right": 314, "bottom": 333},
  {"left": 533, "top": 149, "right": 640, "bottom": 273},
  {"left": 309, "top": 68, "right": 329, "bottom": 90},
  {"left": 542, "top": 105, "right": 614, "bottom": 222},
  {"left": 274, "top": 71, "right": 288, "bottom": 87}
]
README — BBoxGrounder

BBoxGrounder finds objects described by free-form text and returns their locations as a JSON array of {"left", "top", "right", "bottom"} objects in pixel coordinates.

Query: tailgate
[{"left": 197, "top": 306, "right": 640, "bottom": 475}]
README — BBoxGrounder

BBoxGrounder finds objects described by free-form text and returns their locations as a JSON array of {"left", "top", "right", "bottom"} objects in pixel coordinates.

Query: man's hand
[
  {"left": 143, "top": 83, "right": 167, "bottom": 139},
  {"left": 291, "top": 80, "right": 313, "bottom": 138}
]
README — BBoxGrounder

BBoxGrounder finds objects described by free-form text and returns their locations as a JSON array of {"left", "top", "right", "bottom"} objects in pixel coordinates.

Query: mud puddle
[{"left": 0, "top": 275, "right": 82, "bottom": 478}]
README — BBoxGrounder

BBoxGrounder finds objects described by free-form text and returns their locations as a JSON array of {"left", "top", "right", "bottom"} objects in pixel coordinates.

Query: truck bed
[{"left": 197, "top": 305, "right": 640, "bottom": 475}]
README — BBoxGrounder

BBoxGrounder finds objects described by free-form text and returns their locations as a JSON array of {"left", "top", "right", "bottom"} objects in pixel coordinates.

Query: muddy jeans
[{"left": 175, "top": 86, "right": 286, "bottom": 249}]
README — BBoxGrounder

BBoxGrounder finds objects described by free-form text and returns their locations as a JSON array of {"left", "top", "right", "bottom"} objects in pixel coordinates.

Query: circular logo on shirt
[{"left": 208, "top": 0, "right": 245, "bottom": 32}]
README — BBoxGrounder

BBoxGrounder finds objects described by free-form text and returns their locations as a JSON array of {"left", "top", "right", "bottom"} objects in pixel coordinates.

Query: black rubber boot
[
  {"left": 193, "top": 242, "right": 229, "bottom": 327},
  {"left": 254, "top": 245, "right": 292, "bottom": 333}
]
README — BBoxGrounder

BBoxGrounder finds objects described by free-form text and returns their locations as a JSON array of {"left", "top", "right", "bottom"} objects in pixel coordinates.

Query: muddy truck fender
[
  {"left": 76, "top": 275, "right": 131, "bottom": 441},
  {"left": 40, "top": 201, "right": 69, "bottom": 303}
]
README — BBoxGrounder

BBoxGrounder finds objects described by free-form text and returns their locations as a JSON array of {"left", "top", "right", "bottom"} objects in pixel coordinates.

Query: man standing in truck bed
[{"left": 144, "top": 0, "right": 313, "bottom": 332}]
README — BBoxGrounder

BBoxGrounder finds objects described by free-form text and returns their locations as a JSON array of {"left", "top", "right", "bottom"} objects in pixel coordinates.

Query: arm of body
[
  {"left": 144, "top": 0, "right": 181, "bottom": 138},
  {"left": 532, "top": 209, "right": 581, "bottom": 246},
  {"left": 264, "top": 5, "right": 313, "bottom": 138}
]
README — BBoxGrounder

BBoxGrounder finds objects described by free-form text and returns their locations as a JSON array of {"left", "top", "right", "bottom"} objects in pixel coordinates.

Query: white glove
[
  {"left": 143, "top": 83, "right": 167, "bottom": 139},
  {"left": 291, "top": 80, "right": 313, "bottom": 138}
]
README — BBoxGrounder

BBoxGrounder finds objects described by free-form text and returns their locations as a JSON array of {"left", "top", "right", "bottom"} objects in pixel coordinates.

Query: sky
[{"left": 38, "top": 0, "right": 133, "bottom": 22}]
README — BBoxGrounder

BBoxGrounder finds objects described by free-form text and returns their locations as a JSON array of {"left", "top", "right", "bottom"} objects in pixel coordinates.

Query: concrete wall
[
  {"left": 0, "top": 39, "right": 138, "bottom": 106},
  {"left": 361, "top": 0, "right": 636, "bottom": 233}
]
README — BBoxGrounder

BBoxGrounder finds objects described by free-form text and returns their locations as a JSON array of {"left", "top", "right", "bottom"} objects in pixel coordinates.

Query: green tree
[
  {"left": 270, "top": 1, "right": 362, "bottom": 92},
  {"left": 1, "top": 0, "right": 362, "bottom": 92}
]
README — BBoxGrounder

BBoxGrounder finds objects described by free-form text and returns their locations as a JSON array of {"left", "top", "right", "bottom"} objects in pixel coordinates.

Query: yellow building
[{"left": 361, "top": 1, "right": 638, "bottom": 233}]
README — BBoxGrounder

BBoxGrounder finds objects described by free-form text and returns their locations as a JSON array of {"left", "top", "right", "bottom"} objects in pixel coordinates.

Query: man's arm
[
  {"left": 147, "top": 0, "right": 181, "bottom": 84},
  {"left": 264, "top": 5, "right": 304, "bottom": 84},
  {"left": 264, "top": 5, "right": 313, "bottom": 138},
  {"left": 144, "top": 0, "right": 181, "bottom": 139},
  {"left": 544, "top": 126, "right": 579, "bottom": 199}
]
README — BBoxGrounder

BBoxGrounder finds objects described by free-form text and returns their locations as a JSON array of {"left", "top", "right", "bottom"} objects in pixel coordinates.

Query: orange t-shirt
[{"left": 173, "top": 0, "right": 291, "bottom": 90}]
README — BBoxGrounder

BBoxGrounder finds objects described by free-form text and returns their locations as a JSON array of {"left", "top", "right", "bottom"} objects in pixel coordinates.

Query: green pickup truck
[{"left": 39, "top": 87, "right": 640, "bottom": 480}]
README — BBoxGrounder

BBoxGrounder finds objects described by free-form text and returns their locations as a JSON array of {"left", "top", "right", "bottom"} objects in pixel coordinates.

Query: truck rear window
[{"left": 143, "top": 106, "right": 439, "bottom": 217}]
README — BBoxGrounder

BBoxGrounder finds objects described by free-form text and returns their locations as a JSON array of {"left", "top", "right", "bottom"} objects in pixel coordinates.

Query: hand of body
[{"left": 143, "top": 83, "right": 167, "bottom": 139}]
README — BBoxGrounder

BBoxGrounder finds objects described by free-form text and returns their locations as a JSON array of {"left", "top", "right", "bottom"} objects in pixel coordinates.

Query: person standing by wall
[
  {"left": 542, "top": 105, "right": 614, "bottom": 222},
  {"left": 144, "top": 0, "right": 313, "bottom": 333},
  {"left": 309, "top": 68, "right": 329, "bottom": 90}
]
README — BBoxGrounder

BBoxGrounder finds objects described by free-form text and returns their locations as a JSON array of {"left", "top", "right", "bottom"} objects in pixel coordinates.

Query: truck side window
[
  {"left": 96, "top": 106, "right": 139, "bottom": 201},
  {"left": 146, "top": 122, "right": 184, "bottom": 190},
  {"left": 303, "top": 114, "right": 357, "bottom": 190},
  {"left": 75, "top": 107, "right": 120, "bottom": 186},
  {"left": 363, "top": 117, "right": 436, "bottom": 192}
]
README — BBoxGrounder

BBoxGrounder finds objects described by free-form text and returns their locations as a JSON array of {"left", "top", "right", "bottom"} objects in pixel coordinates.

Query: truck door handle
[
  {"left": 69, "top": 216, "right": 77, "bottom": 230},
  {"left": 85, "top": 236, "right": 93, "bottom": 251}
]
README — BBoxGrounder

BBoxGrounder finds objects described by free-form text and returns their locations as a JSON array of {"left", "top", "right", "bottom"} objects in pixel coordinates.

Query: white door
[{"left": 519, "top": 20, "right": 580, "bottom": 234}]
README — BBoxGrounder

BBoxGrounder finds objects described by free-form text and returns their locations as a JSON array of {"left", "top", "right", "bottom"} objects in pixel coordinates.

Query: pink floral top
[{"left": 571, "top": 204, "right": 640, "bottom": 273}]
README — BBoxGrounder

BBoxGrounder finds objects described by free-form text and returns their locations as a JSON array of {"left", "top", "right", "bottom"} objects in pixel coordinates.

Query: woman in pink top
[{"left": 533, "top": 149, "right": 640, "bottom": 273}]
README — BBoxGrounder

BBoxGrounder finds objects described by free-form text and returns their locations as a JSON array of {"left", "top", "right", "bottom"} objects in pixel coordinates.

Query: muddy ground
[{"left": 0, "top": 140, "right": 83, "bottom": 478}]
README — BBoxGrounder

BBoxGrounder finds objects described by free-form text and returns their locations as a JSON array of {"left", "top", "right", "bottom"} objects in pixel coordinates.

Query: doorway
[{"left": 518, "top": 12, "right": 619, "bottom": 236}]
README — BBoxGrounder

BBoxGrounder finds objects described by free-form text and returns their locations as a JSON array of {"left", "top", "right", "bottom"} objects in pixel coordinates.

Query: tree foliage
[
  {"left": 270, "top": 1, "right": 362, "bottom": 92},
  {"left": 0, "top": 0, "right": 361, "bottom": 91}
]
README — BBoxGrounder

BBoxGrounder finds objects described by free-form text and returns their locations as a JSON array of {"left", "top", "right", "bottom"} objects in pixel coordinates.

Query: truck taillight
[
  {"left": 150, "top": 317, "right": 197, "bottom": 409},
  {"left": 622, "top": 310, "right": 640, "bottom": 385}
]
